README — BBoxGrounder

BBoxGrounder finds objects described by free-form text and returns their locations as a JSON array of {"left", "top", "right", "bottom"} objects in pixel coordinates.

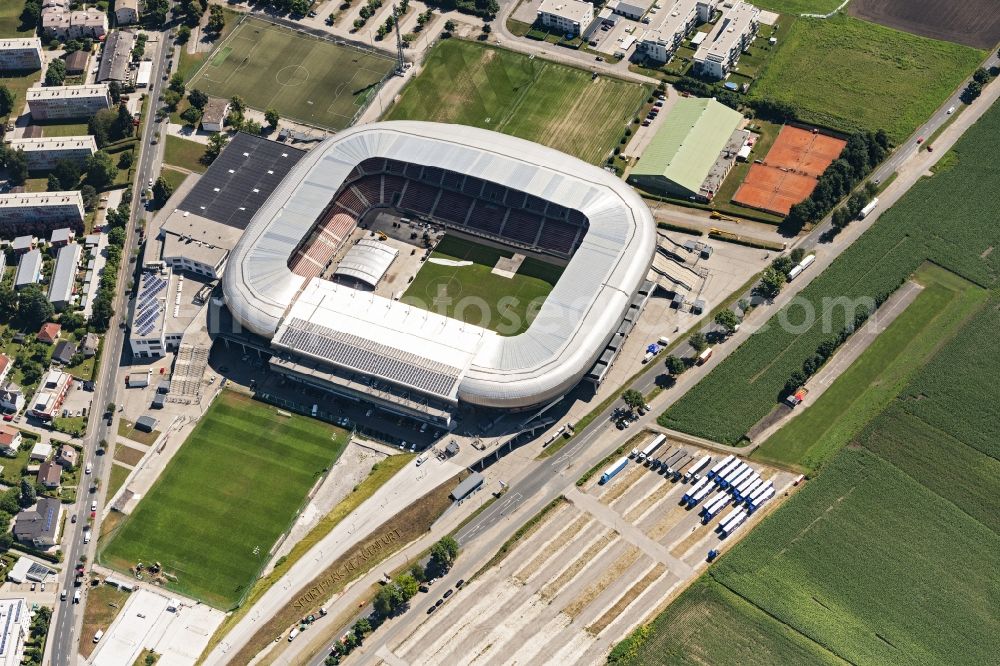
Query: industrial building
[
  {"left": 628, "top": 97, "right": 746, "bottom": 200},
  {"left": 96, "top": 30, "right": 136, "bottom": 84},
  {"left": 693, "top": 1, "right": 760, "bottom": 79},
  {"left": 222, "top": 121, "right": 656, "bottom": 425},
  {"left": 26, "top": 84, "right": 112, "bottom": 121},
  {"left": 6, "top": 136, "right": 97, "bottom": 171},
  {"left": 48, "top": 242, "right": 82, "bottom": 310},
  {"left": 0, "top": 191, "right": 85, "bottom": 236},
  {"left": 537, "top": 0, "right": 595, "bottom": 36},
  {"left": 637, "top": 0, "right": 716, "bottom": 63},
  {"left": 0, "top": 38, "right": 43, "bottom": 71},
  {"left": 607, "top": 0, "right": 653, "bottom": 21}
]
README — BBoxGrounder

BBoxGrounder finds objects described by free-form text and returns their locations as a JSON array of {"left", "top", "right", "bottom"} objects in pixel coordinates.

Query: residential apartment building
[
  {"left": 638, "top": 0, "right": 717, "bottom": 63},
  {"left": 0, "top": 191, "right": 86, "bottom": 236},
  {"left": 537, "top": 0, "right": 595, "bottom": 37},
  {"left": 26, "top": 84, "right": 111, "bottom": 121},
  {"left": 28, "top": 368, "right": 73, "bottom": 422},
  {"left": 6, "top": 136, "right": 97, "bottom": 171},
  {"left": 48, "top": 242, "right": 82, "bottom": 310},
  {"left": 115, "top": 0, "right": 140, "bottom": 25},
  {"left": 0, "top": 599, "right": 30, "bottom": 666},
  {"left": 96, "top": 30, "right": 135, "bottom": 84},
  {"left": 42, "top": 0, "right": 107, "bottom": 40},
  {"left": 0, "top": 38, "right": 43, "bottom": 71},
  {"left": 693, "top": 1, "right": 759, "bottom": 79}
]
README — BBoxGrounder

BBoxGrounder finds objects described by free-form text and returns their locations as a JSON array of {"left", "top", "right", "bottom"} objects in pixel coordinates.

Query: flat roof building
[
  {"left": 6, "top": 136, "right": 97, "bottom": 171},
  {"left": 48, "top": 242, "right": 82, "bottom": 310},
  {"left": 26, "top": 84, "right": 111, "bottom": 121},
  {"left": 97, "top": 30, "right": 135, "bottom": 83},
  {"left": 28, "top": 368, "right": 72, "bottom": 421},
  {"left": 537, "top": 0, "right": 595, "bottom": 36},
  {"left": 0, "top": 191, "right": 85, "bottom": 236},
  {"left": 628, "top": 97, "right": 744, "bottom": 200},
  {"left": 637, "top": 0, "right": 716, "bottom": 63},
  {"left": 0, "top": 598, "right": 30, "bottom": 666},
  {"left": 450, "top": 472, "right": 485, "bottom": 501},
  {"left": 115, "top": 0, "right": 139, "bottom": 25},
  {"left": 13, "top": 249, "right": 42, "bottom": 290},
  {"left": 0, "top": 38, "right": 43, "bottom": 71},
  {"left": 693, "top": 1, "right": 760, "bottom": 79},
  {"left": 136, "top": 60, "right": 152, "bottom": 88},
  {"left": 200, "top": 97, "right": 230, "bottom": 133}
]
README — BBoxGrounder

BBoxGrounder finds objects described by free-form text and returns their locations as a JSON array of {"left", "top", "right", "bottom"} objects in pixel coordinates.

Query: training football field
[
  {"left": 188, "top": 17, "right": 395, "bottom": 130},
  {"left": 99, "top": 391, "right": 347, "bottom": 609},
  {"left": 402, "top": 235, "right": 563, "bottom": 336}
]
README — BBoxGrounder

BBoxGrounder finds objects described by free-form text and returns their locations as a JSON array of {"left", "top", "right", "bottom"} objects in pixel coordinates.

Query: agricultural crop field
[
  {"left": 401, "top": 235, "right": 563, "bottom": 336},
  {"left": 749, "top": 15, "right": 983, "bottom": 142},
  {"left": 661, "top": 98, "right": 1000, "bottom": 446},
  {"left": 100, "top": 391, "right": 347, "bottom": 609},
  {"left": 849, "top": 0, "right": 1000, "bottom": 49},
  {"left": 615, "top": 446, "right": 1000, "bottom": 664},
  {"left": 188, "top": 16, "right": 395, "bottom": 130},
  {"left": 753, "top": 264, "right": 987, "bottom": 472},
  {"left": 386, "top": 39, "right": 649, "bottom": 165}
]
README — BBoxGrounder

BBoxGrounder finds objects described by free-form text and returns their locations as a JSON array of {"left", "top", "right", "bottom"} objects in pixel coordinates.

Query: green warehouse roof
[{"left": 631, "top": 98, "right": 743, "bottom": 196}]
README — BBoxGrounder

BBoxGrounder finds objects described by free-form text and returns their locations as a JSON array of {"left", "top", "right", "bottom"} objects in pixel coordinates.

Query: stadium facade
[{"left": 222, "top": 122, "right": 656, "bottom": 424}]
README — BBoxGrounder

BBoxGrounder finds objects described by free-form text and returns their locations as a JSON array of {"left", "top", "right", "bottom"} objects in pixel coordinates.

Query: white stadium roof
[
  {"left": 334, "top": 238, "right": 398, "bottom": 287},
  {"left": 223, "top": 121, "right": 656, "bottom": 409}
]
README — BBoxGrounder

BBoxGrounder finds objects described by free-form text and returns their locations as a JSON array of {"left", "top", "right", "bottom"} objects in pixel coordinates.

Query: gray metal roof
[
  {"left": 451, "top": 472, "right": 484, "bottom": 500},
  {"left": 14, "top": 249, "right": 42, "bottom": 288},
  {"left": 96, "top": 30, "right": 134, "bottom": 83},
  {"left": 333, "top": 239, "right": 398, "bottom": 287},
  {"left": 47, "top": 242, "right": 80, "bottom": 304},
  {"left": 223, "top": 122, "right": 656, "bottom": 409}
]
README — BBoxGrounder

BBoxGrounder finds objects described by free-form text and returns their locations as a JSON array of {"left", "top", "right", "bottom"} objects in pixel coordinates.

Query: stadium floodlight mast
[{"left": 393, "top": 4, "right": 405, "bottom": 74}]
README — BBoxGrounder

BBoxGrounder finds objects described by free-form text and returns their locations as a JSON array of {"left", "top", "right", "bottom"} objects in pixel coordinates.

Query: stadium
[{"left": 222, "top": 121, "right": 657, "bottom": 426}]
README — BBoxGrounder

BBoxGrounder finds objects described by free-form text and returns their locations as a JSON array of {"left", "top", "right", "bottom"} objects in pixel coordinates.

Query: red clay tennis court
[{"left": 733, "top": 126, "right": 847, "bottom": 216}]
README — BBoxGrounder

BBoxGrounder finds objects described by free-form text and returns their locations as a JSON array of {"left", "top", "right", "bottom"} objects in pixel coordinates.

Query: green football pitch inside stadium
[
  {"left": 99, "top": 391, "right": 347, "bottom": 609},
  {"left": 402, "top": 235, "right": 564, "bottom": 336},
  {"left": 188, "top": 17, "right": 395, "bottom": 130}
]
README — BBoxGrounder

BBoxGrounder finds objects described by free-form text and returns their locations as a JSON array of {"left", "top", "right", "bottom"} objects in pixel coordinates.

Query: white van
[
  {"left": 288, "top": 628, "right": 299, "bottom": 642},
  {"left": 91, "top": 500, "right": 97, "bottom": 512},
  {"left": 657, "top": 335, "right": 671, "bottom": 346},
  {"left": 93, "top": 630, "right": 104, "bottom": 643}
]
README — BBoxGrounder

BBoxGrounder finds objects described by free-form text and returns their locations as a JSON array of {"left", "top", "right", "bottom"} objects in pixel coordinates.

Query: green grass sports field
[
  {"left": 750, "top": 15, "right": 983, "bottom": 142},
  {"left": 401, "top": 235, "right": 563, "bottom": 336},
  {"left": 386, "top": 40, "right": 649, "bottom": 165},
  {"left": 100, "top": 391, "right": 347, "bottom": 609},
  {"left": 188, "top": 17, "right": 394, "bottom": 130}
]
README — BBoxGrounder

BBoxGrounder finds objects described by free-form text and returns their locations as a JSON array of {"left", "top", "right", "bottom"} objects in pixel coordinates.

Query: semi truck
[
  {"left": 858, "top": 197, "right": 878, "bottom": 219},
  {"left": 716, "top": 507, "right": 743, "bottom": 532},
  {"left": 720, "top": 510, "right": 748, "bottom": 538},
  {"left": 638, "top": 434, "right": 666, "bottom": 463},
  {"left": 681, "top": 476, "right": 711, "bottom": 505},
  {"left": 733, "top": 475, "right": 762, "bottom": 503},
  {"left": 727, "top": 466, "right": 755, "bottom": 492},
  {"left": 600, "top": 457, "right": 629, "bottom": 485},
  {"left": 745, "top": 479, "right": 774, "bottom": 506},
  {"left": 706, "top": 455, "right": 735, "bottom": 480},
  {"left": 687, "top": 481, "right": 714, "bottom": 508},
  {"left": 748, "top": 486, "right": 776, "bottom": 514},
  {"left": 660, "top": 449, "right": 687, "bottom": 476},
  {"left": 684, "top": 455, "right": 712, "bottom": 482},
  {"left": 667, "top": 452, "right": 693, "bottom": 480},
  {"left": 718, "top": 462, "right": 749, "bottom": 490},
  {"left": 650, "top": 447, "right": 676, "bottom": 471},
  {"left": 712, "top": 458, "right": 741, "bottom": 485},
  {"left": 701, "top": 493, "right": 731, "bottom": 523}
]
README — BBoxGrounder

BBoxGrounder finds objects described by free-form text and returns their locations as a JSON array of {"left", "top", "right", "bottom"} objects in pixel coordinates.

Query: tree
[
  {"left": 51, "top": 159, "right": 80, "bottom": 190},
  {"left": 44, "top": 58, "right": 66, "bottom": 86},
  {"left": 373, "top": 584, "right": 403, "bottom": 617},
  {"left": 789, "top": 247, "right": 805, "bottom": 264},
  {"left": 207, "top": 4, "right": 226, "bottom": 32},
  {"left": 754, "top": 266, "right": 785, "bottom": 301},
  {"left": 180, "top": 105, "right": 202, "bottom": 126},
  {"left": 17, "top": 285, "right": 53, "bottom": 329},
  {"left": 0, "top": 85, "right": 14, "bottom": 117},
  {"left": 621, "top": 388, "right": 644, "bottom": 411},
  {"left": 89, "top": 108, "right": 119, "bottom": 147},
  {"left": 409, "top": 562, "right": 425, "bottom": 582},
  {"left": 444, "top": 19, "right": 456, "bottom": 32},
  {"left": 972, "top": 67, "right": 990, "bottom": 84},
  {"left": 203, "top": 132, "right": 228, "bottom": 164},
  {"left": 264, "top": 108, "right": 279, "bottom": 127},
  {"left": 784, "top": 370, "right": 806, "bottom": 395},
  {"left": 395, "top": 572, "right": 419, "bottom": 600},
  {"left": 664, "top": 355, "right": 686, "bottom": 376},
  {"left": 46, "top": 173, "right": 62, "bottom": 191},
  {"left": 19, "top": 479, "right": 36, "bottom": 508},
  {"left": 108, "top": 227, "right": 126, "bottom": 247},
  {"left": 152, "top": 175, "right": 173, "bottom": 205},
  {"left": 429, "top": 536, "right": 459, "bottom": 571},
  {"left": 0, "top": 288, "right": 16, "bottom": 319},
  {"left": 714, "top": 309, "right": 740, "bottom": 335},
  {"left": 176, "top": 24, "right": 191, "bottom": 43},
  {"left": 116, "top": 103, "right": 135, "bottom": 138},
  {"left": 188, "top": 88, "right": 208, "bottom": 109},
  {"left": 117, "top": 150, "right": 133, "bottom": 169},
  {"left": 688, "top": 331, "right": 708, "bottom": 353},
  {"left": 1, "top": 147, "right": 27, "bottom": 185},
  {"left": 230, "top": 95, "right": 246, "bottom": 114},
  {"left": 162, "top": 89, "right": 182, "bottom": 110},
  {"left": 289, "top": 0, "right": 309, "bottom": 15},
  {"left": 169, "top": 72, "right": 186, "bottom": 95},
  {"left": 354, "top": 617, "right": 371, "bottom": 637},
  {"left": 21, "top": 1, "right": 41, "bottom": 30},
  {"left": 85, "top": 151, "right": 118, "bottom": 188}
]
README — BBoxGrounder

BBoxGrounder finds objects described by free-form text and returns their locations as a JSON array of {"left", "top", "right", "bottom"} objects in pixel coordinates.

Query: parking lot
[{"left": 386, "top": 435, "right": 797, "bottom": 664}]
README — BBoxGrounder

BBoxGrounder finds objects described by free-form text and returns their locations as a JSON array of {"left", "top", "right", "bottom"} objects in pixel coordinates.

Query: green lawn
[
  {"left": 163, "top": 135, "right": 207, "bottom": 174},
  {"left": 750, "top": 15, "right": 984, "bottom": 142},
  {"left": 100, "top": 391, "right": 348, "bottom": 609},
  {"left": 38, "top": 122, "right": 91, "bottom": 138},
  {"left": 0, "top": 70, "right": 40, "bottom": 122},
  {"left": 401, "top": 235, "right": 563, "bottom": 336},
  {"left": 751, "top": 0, "right": 844, "bottom": 13},
  {"left": 106, "top": 463, "right": 130, "bottom": 500},
  {"left": 0, "top": 2, "right": 35, "bottom": 38},
  {"left": 159, "top": 167, "right": 189, "bottom": 194},
  {"left": 188, "top": 16, "right": 395, "bottom": 131},
  {"left": 753, "top": 264, "right": 987, "bottom": 472},
  {"left": 386, "top": 39, "right": 650, "bottom": 165}
]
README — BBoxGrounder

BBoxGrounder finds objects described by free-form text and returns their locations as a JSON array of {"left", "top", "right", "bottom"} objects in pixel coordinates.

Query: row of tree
[
  {"left": 90, "top": 189, "right": 133, "bottom": 331},
  {"left": 961, "top": 66, "right": 993, "bottom": 104},
  {"left": 782, "top": 130, "right": 890, "bottom": 233}
]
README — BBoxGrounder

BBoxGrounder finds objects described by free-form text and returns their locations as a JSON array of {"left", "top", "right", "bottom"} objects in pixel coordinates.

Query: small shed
[
  {"left": 450, "top": 472, "right": 484, "bottom": 501},
  {"left": 135, "top": 415, "right": 158, "bottom": 432},
  {"left": 151, "top": 394, "right": 164, "bottom": 409},
  {"left": 126, "top": 372, "right": 150, "bottom": 388},
  {"left": 156, "top": 379, "right": 170, "bottom": 394}
]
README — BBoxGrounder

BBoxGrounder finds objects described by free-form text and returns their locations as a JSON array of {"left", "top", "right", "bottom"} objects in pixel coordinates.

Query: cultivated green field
[
  {"left": 750, "top": 15, "right": 983, "bottom": 142},
  {"left": 661, "top": 99, "right": 1000, "bottom": 445},
  {"left": 100, "top": 391, "right": 346, "bottom": 609},
  {"left": 402, "top": 235, "right": 563, "bottom": 336},
  {"left": 386, "top": 39, "right": 649, "bottom": 165},
  {"left": 188, "top": 16, "right": 395, "bottom": 130},
  {"left": 753, "top": 264, "right": 986, "bottom": 472}
]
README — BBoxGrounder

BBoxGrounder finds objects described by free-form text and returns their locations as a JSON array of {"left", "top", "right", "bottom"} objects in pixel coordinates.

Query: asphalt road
[{"left": 47, "top": 33, "right": 171, "bottom": 666}]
